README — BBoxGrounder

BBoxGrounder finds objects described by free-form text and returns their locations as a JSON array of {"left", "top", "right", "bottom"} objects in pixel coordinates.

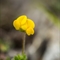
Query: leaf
[
  {"left": 14, "top": 56, "right": 19, "bottom": 60},
  {"left": 13, "top": 54, "right": 27, "bottom": 60}
]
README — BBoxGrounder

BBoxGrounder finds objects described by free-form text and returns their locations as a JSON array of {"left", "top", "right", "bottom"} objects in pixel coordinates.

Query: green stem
[{"left": 22, "top": 33, "right": 26, "bottom": 54}]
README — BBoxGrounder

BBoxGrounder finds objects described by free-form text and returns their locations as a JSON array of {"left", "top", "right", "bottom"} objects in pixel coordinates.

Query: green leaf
[
  {"left": 13, "top": 54, "right": 27, "bottom": 60},
  {"left": 14, "top": 56, "right": 19, "bottom": 60}
]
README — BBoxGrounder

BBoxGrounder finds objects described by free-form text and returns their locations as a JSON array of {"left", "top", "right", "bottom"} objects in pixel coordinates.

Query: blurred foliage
[
  {"left": 49, "top": 0, "right": 60, "bottom": 14},
  {"left": 35, "top": 2, "right": 60, "bottom": 29},
  {"left": 6, "top": 54, "right": 27, "bottom": 60},
  {"left": 39, "top": 0, "right": 60, "bottom": 14},
  {"left": 6, "top": 57, "right": 11, "bottom": 60},
  {"left": 0, "top": 39, "right": 10, "bottom": 52},
  {"left": 13, "top": 54, "right": 27, "bottom": 60}
]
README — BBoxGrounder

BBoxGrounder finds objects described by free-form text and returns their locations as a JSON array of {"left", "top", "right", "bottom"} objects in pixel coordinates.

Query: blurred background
[{"left": 0, "top": 0, "right": 60, "bottom": 60}]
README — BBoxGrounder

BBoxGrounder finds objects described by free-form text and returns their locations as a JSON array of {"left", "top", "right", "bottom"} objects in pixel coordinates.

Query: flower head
[{"left": 13, "top": 15, "right": 35, "bottom": 36}]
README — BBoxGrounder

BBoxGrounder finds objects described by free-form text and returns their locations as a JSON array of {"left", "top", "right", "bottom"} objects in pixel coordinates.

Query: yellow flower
[
  {"left": 13, "top": 15, "right": 35, "bottom": 35},
  {"left": 26, "top": 27, "right": 34, "bottom": 36},
  {"left": 13, "top": 15, "right": 27, "bottom": 30}
]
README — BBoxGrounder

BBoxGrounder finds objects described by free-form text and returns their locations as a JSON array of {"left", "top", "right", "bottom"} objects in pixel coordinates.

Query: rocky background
[{"left": 0, "top": 0, "right": 60, "bottom": 60}]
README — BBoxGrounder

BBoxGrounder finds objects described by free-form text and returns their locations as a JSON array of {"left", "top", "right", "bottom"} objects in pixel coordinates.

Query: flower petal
[
  {"left": 21, "top": 23, "right": 28, "bottom": 30},
  {"left": 27, "top": 19, "right": 35, "bottom": 28},
  {"left": 13, "top": 20, "right": 20, "bottom": 30},
  {"left": 26, "top": 27, "right": 34, "bottom": 36},
  {"left": 16, "top": 15, "right": 27, "bottom": 25}
]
